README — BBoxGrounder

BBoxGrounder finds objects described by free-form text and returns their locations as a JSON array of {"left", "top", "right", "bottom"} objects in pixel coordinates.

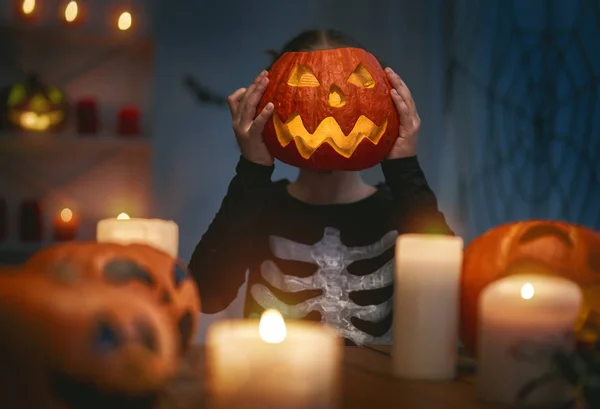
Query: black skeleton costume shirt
[{"left": 189, "top": 155, "right": 453, "bottom": 346}]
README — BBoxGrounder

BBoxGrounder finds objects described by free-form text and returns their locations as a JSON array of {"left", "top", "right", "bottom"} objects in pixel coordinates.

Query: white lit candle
[
  {"left": 392, "top": 234, "right": 464, "bottom": 380},
  {"left": 206, "top": 309, "right": 342, "bottom": 409},
  {"left": 477, "top": 275, "right": 582, "bottom": 407},
  {"left": 96, "top": 213, "right": 178, "bottom": 257}
]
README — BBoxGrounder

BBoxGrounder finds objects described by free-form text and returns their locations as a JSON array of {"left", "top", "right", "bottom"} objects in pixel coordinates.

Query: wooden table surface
[{"left": 157, "top": 345, "right": 510, "bottom": 409}]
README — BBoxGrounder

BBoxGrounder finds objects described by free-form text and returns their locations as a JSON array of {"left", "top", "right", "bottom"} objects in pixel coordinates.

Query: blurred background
[{"left": 0, "top": 0, "right": 599, "bottom": 342}]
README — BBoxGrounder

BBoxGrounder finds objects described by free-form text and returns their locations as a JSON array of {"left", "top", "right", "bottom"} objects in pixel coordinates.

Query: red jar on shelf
[
  {"left": 76, "top": 98, "right": 99, "bottom": 135},
  {"left": 19, "top": 200, "right": 43, "bottom": 242},
  {"left": 117, "top": 106, "right": 141, "bottom": 137}
]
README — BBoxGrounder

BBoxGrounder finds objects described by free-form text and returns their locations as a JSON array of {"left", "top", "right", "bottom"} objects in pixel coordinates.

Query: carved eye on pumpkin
[
  {"left": 287, "top": 64, "right": 320, "bottom": 87},
  {"left": 348, "top": 64, "right": 375, "bottom": 88},
  {"left": 103, "top": 259, "right": 154, "bottom": 286}
]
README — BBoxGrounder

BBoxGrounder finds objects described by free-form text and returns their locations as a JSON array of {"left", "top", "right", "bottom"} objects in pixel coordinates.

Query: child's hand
[
  {"left": 228, "top": 71, "right": 275, "bottom": 167},
  {"left": 385, "top": 67, "right": 421, "bottom": 159}
]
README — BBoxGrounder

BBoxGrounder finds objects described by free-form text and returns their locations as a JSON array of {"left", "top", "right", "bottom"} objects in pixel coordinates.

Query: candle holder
[
  {"left": 53, "top": 208, "right": 78, "bottom": 241},
  {"left": 19, "top": 200, "right": 43, "bottom": 242}
]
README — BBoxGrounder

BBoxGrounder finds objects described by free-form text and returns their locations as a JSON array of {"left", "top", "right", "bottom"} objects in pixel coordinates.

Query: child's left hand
[{"left": 385, "top": 67, "right": 420, "bottom": 159}]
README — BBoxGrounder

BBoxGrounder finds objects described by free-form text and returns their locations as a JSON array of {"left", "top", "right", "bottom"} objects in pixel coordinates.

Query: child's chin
[{"left": 317, "top": 170, "right": 333, "bottom": 175}]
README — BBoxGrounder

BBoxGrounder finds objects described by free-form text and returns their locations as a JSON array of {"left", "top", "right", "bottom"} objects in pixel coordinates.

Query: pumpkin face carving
[
  {"left": 460, "top": 220, "right": 600, "bottom": 354},
  {"left": 4, "top": 74, "right": 68, "bottom": 132},
  {"left": 25, "top": 242, "right": 200, "bottom": 355},
  {"left": 257, "top": 47, "right": 399, "bottom": 171},
  {"left": 0, "top": 271, "right": 177, "bottom": 409}
]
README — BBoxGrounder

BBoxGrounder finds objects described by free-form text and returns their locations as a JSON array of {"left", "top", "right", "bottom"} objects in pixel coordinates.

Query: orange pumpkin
[
  {"left": 257, "top": 47, "right": 399, "bottom": 171},
  {"left": 0, "top": 270, "right": 177, "bottom": 409},
  {"left": 460, "top": 219, "right": 600, "bottom": 354},
  {"left": 25, "top": 241, "right": 200, "bottom": 354}
]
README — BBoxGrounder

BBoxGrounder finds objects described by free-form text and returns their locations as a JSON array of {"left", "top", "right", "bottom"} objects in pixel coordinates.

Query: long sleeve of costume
[
  {"left": 381, "top": 156, "right": 454, "bottom": 235},
  {"left": 188, "top": 156, "right": 274, "bottom": 314}
]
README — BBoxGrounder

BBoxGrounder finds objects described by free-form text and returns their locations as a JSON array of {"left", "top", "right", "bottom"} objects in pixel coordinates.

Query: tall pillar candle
[
  {"left": 206, "top": 309, "right": 342, "bottom": 409},
  {"left": 477, "top": 275, "right": 582, "bottom": 407},
  {"left": 96, "top": 214, "right": 178, "bottom": 257},
  {"left": 392, "top": 234, "right": 464, "bottom": 380}
]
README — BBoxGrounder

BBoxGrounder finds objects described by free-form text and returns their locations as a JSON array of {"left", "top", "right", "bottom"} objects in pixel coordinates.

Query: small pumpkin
[
  {"left": 0, "top": 270, "right": 177, "bottom": 409},
  {"left": 257, "top": 47, "right": 399, "bottom": 171},
  {"left": 26, "top": 241, "right": 200, "bottom": 354},
  {"left": 4, "top": 74, "right": 68, "bottom": 132},
  {"left": 460, "top": 219, "right": 600, "bottom": 354}
]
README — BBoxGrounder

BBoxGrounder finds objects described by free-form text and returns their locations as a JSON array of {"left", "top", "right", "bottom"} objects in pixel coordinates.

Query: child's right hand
[{"left": 228, "top": 71, "right": 275, "bottom": 167}]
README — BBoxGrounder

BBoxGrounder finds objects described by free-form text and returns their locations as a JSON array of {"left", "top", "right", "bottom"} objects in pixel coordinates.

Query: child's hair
[{"left": 265, "top": 29, "right": 368, "bottom": 69}]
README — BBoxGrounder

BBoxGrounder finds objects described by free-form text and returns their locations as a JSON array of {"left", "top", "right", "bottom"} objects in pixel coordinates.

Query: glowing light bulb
[
  {"left": 521, "top": 283, "right": 534, "bottom": 300},
  {"left": 117, "top": 212, "right": 130, "bottom": 220},
  {"left": 64, "top": 1, "right": 78, "bottom": 22},
  {"left": 22, "top": 0, "right": 35, "bottom": 15},
  {"left": 60, "top": 208, "right": 73, "bottom": 223},
  {"left": 117, "top": 11, "right": 132, "bottom": 31},
  {"left": 259, "top": 309, "right": 286, "bottom": 344}
]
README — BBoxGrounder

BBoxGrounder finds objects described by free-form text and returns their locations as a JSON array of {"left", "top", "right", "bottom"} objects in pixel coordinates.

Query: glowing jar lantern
[
  {"left": 96, "top": 213, "right": 179, "bottom": 257},
  {"left": 5, "top": 75, "right": 68, "bottom": 132},
  {"left": 206, "top": 309, "right": 342, "bottom": 409},
  {"left": 476, "top": 275, "right": 583, "bottom": 407}
]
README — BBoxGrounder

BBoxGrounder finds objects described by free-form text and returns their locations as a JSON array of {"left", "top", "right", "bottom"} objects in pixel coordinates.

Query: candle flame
[
  {"left": 117, "top": 212, "right": 130, "bottom": 220},
  {"left": 22, "top": 0, "right": 35, "bottom": 14},
  {"left": 521, "top": 283, "right": 535, "bottom": 300},
  {"left": 259, "top": 309, "right": 286, "bottom": 344},
  {"left": 60, "top": 208, "right": 73, "bottom": 223},
  {"left": 64, "top": 1, "right": 78, "bottom": 22},
  {"left": 117, "top": 11, "right": 132, "bottom": 31}
]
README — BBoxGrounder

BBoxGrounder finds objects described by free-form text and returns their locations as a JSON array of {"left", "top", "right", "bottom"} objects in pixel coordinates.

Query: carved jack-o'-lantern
[
  {"left": 257, "top": 47, "right": 399, "bottom": 171},
  {"left": 0, "top": 271, "right": 178, "bottom": 409},
  {"left": 460, "top": 220, "right": 600, "bottom": 354},
  {"left": 26, "top": 242, "right": 200, "bottom": 354},
  {"left": 4, "top": 74, "right": 68, "bottom": 132}
]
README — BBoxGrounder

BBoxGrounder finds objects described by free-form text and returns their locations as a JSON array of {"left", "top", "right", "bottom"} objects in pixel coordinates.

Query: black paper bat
[{"left": 183, "top": 76, "right": 228, "bottom": 107}]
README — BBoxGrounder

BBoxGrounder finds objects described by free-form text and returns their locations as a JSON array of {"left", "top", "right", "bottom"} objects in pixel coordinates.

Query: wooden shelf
[
  {"left": 0, "top": 132, "right": 150, "bottom": 153},
  {"left": 0, "top": 25, "right": 153, "bottom": 49}
]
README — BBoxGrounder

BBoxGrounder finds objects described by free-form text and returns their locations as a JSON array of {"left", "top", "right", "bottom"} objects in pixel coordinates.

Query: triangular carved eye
[
  {"left": 287, "top": 65, "right": 320, "bottom": 87},
  {"left": 348, "top": 64, "right": 375, "bottom": 88}
]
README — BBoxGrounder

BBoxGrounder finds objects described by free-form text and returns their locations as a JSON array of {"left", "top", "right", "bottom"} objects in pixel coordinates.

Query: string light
[
  {"left": 64, "top": 1, "right": 78, "bottom": 23},
  {"left": 21, "top": 0, "right": 35, "bottom": 15},
  {"left": 117, "top": 11, "right": 132, "bottom": 31}
]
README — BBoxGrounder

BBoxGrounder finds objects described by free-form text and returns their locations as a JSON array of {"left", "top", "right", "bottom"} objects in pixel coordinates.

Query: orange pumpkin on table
[
  {"left": 258, "top": 47, "right": 399, "bottom": 171},
  {"left": 0, "top": 270, "right": 178, "bottom": 409},
  {"left": 25, "top": 241, "right": 200, "bottom": 354},
  {"left": 460, "top": 219, "right": 600, "bottom": 354}
]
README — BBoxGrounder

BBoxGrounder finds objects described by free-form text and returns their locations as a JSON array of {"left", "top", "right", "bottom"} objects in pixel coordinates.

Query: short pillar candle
[{"left": 477, "top": 274, "right": 582, "bottom": 407}]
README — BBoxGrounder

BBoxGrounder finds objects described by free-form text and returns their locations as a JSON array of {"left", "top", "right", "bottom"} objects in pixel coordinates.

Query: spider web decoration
[{"left": 446, "top": 0, "right": 600, "bottom": 238}]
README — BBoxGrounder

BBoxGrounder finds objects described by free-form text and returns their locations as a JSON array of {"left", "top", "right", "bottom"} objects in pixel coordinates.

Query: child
[{"left": 189, "top": 29, "right": 453, "bottom": 346}]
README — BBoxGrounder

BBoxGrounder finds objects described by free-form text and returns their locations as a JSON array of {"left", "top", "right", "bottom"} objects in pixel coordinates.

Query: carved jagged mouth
[{"left": 273, "top": 112, "right": 387, "bottom": 159}]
